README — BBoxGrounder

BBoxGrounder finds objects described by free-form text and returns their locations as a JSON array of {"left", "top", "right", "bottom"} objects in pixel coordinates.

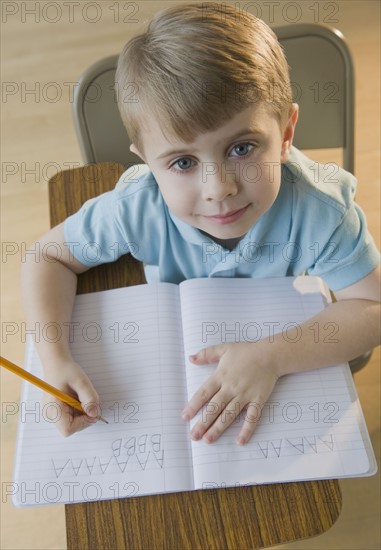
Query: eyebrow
[{"left": 155, "top": 126, "right": 265, "bottom": 160}]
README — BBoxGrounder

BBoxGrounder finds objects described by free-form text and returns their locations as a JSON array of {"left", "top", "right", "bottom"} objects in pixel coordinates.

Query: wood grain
[{"left": 48, "top": 163, "right": 342, "bottom": 550}]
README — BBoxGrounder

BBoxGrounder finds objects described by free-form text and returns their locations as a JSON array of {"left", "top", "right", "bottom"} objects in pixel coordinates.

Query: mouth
[{"left": 203, "top": 205, "right": 250, "bottom": 225}]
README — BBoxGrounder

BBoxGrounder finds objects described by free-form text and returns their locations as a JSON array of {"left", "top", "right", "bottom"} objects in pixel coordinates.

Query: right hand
[{"left": 42, "top": 359, "right": 102, "bottom": 436}]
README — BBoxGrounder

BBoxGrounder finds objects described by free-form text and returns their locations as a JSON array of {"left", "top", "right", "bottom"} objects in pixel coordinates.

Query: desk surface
[{"left": 49, "top": 163, "right": 342, "bottom": 550}]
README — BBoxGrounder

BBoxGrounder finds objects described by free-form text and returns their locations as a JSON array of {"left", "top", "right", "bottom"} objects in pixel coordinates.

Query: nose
[{"left": 202, "top": 163, "right": 238, "bottom": 201}]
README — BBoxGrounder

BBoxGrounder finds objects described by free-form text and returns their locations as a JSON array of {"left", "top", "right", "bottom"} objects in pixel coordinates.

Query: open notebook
[{"left": 13, "top": 277, "right": 376, "bottom": 506}]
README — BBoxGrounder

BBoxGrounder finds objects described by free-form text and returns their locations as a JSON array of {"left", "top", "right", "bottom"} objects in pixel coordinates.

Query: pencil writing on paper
[{"left": 0, "top": 355, "right": 108, "bottom": 424}]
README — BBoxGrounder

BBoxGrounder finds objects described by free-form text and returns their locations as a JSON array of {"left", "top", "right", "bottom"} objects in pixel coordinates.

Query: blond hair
[{"left": 115, "top": 3, "right": 292, "bottom": 152}]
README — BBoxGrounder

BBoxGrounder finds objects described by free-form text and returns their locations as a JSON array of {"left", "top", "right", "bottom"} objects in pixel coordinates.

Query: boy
[{"left": 21, "top": 3, "right": 380, "bottom": 443}]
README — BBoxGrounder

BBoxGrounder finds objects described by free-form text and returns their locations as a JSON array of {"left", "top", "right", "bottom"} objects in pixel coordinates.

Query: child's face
[{"left": 131, "top": 102, "right": 298, "bottom": 246}]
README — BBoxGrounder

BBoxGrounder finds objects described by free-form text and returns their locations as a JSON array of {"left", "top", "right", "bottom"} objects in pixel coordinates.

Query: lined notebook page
[
  {"left": 13, "top": 283, "right": 193, "bottom": 506},
  {"left": 179, "top": 277, "right": 376, "bottom": 488}
]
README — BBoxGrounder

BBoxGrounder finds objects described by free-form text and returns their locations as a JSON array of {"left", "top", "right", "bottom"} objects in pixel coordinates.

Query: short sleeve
[
  {"left": 63, "top": 165, "right": 165, "bottom": 268},
  {"left": 63, "top": 189, "right": 135, "bottom": 267},
  {"left": 307, "top": 201, "right": 380, "bottom": 290}
]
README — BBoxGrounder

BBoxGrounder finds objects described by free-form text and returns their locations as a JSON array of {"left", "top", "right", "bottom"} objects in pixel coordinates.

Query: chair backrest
[{"left": 73, "top": 23, "right": 355, "bottom": 173}]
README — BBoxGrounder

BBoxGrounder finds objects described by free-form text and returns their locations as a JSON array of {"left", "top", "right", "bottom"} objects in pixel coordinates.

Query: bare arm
[
  {"left": 21, "top": 223, "right": 101, "bottom": 435},
  {"left": 21, "top": 222, "right": 88, "bottom": 363},
  {"left": 273, "top": 265, "right": 381, "bottom": 376}
]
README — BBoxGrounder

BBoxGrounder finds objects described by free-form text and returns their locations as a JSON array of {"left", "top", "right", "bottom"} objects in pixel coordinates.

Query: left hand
[{"left": 182, "top": 342, "right": 279, "bottom": 445}]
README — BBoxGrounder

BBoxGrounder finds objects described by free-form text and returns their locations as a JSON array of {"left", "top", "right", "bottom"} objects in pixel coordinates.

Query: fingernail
[
  {"left": 189, "top": 354, "right": 197, "bottom": 361},
  {"left": 191, "top": 430, "right": 201, "bottom": 441},
  {"left": 182, "top": 412, "right": 190, "bottom": 421},
  {"left": 237, "top": 436, "right": 247, "bottom": 445},
  {"left": 86, "top": 405, "right": 98, "bottom": 417}
]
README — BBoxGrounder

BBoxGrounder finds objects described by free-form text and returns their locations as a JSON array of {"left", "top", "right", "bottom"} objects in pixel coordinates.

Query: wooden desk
[{"left": 49, "top": 163, "right": 342, "bottom": 550}]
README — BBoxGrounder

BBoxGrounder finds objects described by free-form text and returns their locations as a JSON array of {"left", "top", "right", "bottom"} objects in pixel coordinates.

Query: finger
[
  {"left": 68, "top": 409, "right": 98, "bottom": 433},
  {"left": 82, "top": 402, "right": 102, "bottom": 420},
  {"left": 203, "top": 398, "right": 246, "bottom": 444},
  {"left": 44, "top": 398, "right": 95, "bottom": 437},
  {"left": 189, "top": 391, "right": 232, "bottom": 441},
  {"left": 189, "top": 344, "right": 226, "bottom": 365},
  {"left": 182, "top": 378, "right": 220, "bottom": 421},
  {"left": 73, "top": 377, "right": 101, "bottom": 420},
  {"left": 236, "top": 401, "right": 263, "bottom": 445}
]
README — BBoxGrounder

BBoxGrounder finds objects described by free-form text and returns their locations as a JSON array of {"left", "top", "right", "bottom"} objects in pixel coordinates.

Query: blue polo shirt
[{"left": 64, "top": 147, "right": 380, "bottom": 291}]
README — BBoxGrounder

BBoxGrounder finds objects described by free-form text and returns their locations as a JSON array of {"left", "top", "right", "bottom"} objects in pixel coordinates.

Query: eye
[
  {"left": 169, "top": 157, "right": 195, "bottom": 174},
  {"left": 230, "top": 142, "right": 255, "bottom": 158}
]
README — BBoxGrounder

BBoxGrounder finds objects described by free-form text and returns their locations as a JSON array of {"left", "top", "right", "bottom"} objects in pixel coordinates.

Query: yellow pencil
[{"left": 0, "top": 355, "right": 108, "bottom": 424}]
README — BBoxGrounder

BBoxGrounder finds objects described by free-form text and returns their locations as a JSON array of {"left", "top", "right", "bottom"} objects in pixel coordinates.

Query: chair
[{"left": 72, "top": 23, "right": 370, "bottom": 372}]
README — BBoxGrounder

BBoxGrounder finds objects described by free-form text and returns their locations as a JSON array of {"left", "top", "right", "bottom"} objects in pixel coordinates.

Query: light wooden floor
[{"left": 1, "top": 1, "right": 380, "bottom": 549}]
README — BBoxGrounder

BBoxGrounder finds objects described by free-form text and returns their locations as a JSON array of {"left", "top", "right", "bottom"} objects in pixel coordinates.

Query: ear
[
  {"left": 130, "top": 143, "right": 146, "bottom": 162},
  {"left": 280, "top": 103, "right": 299, "bottom": 163}
]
